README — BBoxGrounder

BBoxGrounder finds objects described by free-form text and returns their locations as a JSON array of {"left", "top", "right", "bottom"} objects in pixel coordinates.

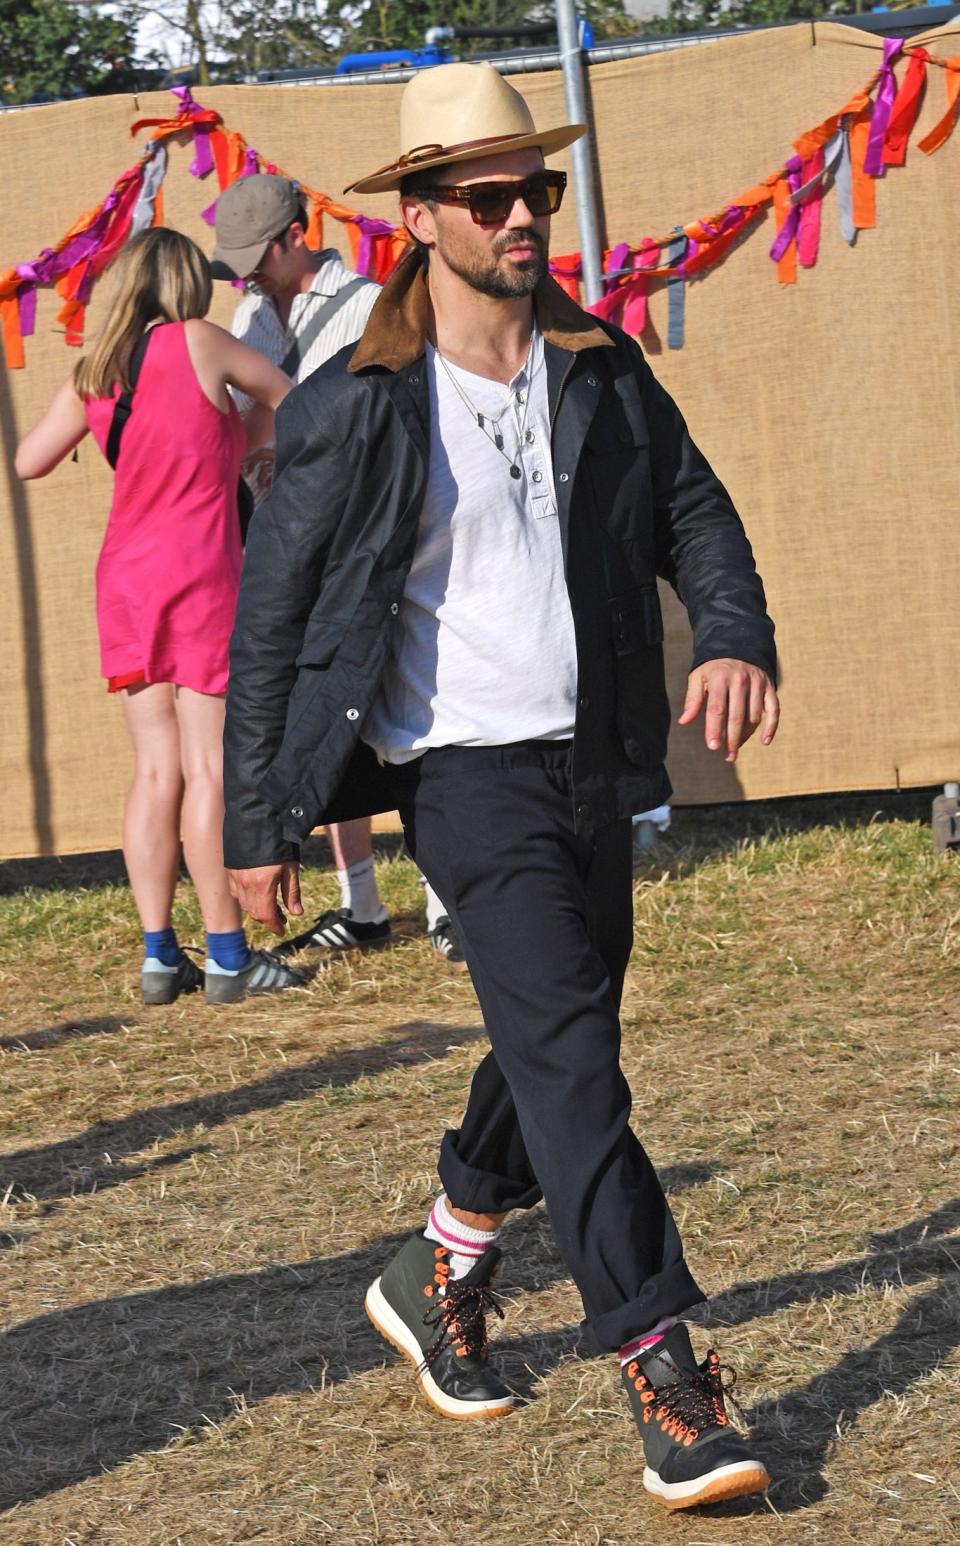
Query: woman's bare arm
[{"left": 15, "top": 376, "right": 89, "bottom": 479}]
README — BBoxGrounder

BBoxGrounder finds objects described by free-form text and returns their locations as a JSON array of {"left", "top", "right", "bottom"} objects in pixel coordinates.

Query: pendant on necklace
[
  {"left": 510, "top": 464, "right": 522, "bottom": 480},
  {"left": 494, "top": 433, "right": 504, "bottom": 452}
]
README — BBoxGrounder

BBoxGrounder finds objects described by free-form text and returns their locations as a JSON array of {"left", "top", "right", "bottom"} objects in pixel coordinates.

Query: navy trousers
[{"left": 390, "top": 740, "right": 704, "bottom": 1352}]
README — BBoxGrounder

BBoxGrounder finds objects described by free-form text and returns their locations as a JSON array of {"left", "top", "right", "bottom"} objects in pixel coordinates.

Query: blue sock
[
  {"left": 144, "top": 927, "right": 182, "bottom": 967},
  {"left": 206, "top": 928, "right": 251, "bottom": 971}
]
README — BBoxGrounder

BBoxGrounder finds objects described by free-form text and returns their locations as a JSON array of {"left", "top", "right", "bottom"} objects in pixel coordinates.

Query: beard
[{"left": 436, "top": 226, "right": 549, "bottom": 298}]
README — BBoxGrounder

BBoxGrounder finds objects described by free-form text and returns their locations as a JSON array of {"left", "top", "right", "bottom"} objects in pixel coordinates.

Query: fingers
[
  {"left": 280, "top": 861, "right": 304, "bottom": 918},
  {"left": 762, "top": 678, "right": 781, "bottom": 745},
  {"left": 677, "top": 672, "right": 706, "bottom": 727},
  {"left": 227, "top": 866, "right": 287, "bottom": 936},
  {"left": 680, "top": 661, "right": 779, "bottom": 759}
]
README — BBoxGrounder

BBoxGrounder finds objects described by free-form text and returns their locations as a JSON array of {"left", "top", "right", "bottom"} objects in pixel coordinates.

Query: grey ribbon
[
  {"left": 130, "top": 143, "right": 168, "bottom": 236},
  {"left": 834, "top": 124, "right": 856, "bottom": 246}
]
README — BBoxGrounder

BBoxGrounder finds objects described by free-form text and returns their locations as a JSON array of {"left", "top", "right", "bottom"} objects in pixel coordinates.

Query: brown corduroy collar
[{"left": 347, "top": 249, "right": 613, "bottom": 374}]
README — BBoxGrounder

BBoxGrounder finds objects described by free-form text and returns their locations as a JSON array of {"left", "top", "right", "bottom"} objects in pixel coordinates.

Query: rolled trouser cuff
[
  {"left": 584, "top": 1258, "right": 706, "bottom": 1354},
  {"left": 439, "top": 1126, "right": 543, "bottom": 1214}
]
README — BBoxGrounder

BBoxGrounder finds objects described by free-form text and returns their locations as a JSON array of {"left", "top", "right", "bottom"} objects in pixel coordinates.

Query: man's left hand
[{"left": 678, "top": 658, "right": 779, "bottom": 762}]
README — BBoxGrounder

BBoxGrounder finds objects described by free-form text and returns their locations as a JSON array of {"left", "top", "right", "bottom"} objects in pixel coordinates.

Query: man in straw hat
[{"left": 223, "top": 61, "right": 778, "bottom": 1511}]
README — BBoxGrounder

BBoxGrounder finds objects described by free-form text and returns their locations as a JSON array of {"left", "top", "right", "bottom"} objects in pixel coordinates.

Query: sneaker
[
  {"left": 623, "top": 1324, "right": 770, "bottom": 1510},
  {"left": 204, "top": 948, "right": 307, "bottom": 1005},
  {"left": 427, "top": 915, "right": 467, "bottom": 971},
  {"left": 141, "top": 952, "right": 204, "bottom": 1005},
  {"left": 365, "top": 1233, "right": 514, "bottom": 1420},
  {"left": 277, "top": 908, "right": 391, "bottom": 955}
]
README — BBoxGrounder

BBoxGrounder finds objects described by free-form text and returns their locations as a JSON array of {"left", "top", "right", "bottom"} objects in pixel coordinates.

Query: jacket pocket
[{"left": 611, "top": 582, "right": 670, "bottom": 767}]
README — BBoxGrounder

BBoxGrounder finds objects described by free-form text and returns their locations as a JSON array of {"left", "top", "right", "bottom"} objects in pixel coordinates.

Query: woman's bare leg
[
  {"left": 119, "top": 682, "right": 184, "bottom": 931},
  {"left": 174, "top": 685, "right": 242, "bottom": 934}
]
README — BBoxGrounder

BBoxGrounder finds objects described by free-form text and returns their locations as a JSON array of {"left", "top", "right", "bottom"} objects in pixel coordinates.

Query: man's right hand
[{"left": 227, "top": 861, "right": 303, "bottom": 936}]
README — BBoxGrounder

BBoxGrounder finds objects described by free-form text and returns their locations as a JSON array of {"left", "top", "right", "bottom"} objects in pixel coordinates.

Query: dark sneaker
[
  {"left": 623, "top": 1323, "right": 770, "bottom": 1510},
  {"left": 427, "top": 915, "right": 467, "bottom": 971},
  {"left": 277, "top": 908, "right": 390, "bottom": 955},
  {"left": 204, "top": 948, "right": 307, "bottom": 1005},
  {"left": 141, "top": 952, "right": 203, "bottom": 1005},
  {"left": 365, "top": 1233, "right": 514, "bottom": 1420}
]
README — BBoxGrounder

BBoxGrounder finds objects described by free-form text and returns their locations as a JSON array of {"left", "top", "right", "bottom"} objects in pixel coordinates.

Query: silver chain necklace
[{"left": 435, "top": 332, "right": 539, "bottom": 481}]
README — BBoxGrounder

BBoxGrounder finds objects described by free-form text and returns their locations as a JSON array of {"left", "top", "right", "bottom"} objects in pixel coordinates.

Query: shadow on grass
[
  {"left": 687, "top": 1194, "right": 960, "bottom": 1515},
  {"left": 0, "top": 1020, "right": 484, "bottom": 1205},
  {"left": 0, "top": 1015, "right": 133, "bottom": 1053},
  {"left": 0, "top": 1167, "right": 713, "bottom": 1510}
]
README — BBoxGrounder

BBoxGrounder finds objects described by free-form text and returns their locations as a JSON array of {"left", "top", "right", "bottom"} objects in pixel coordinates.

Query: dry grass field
[{"left": 1, "top": 792, "right": 958, "bottom": 1546}]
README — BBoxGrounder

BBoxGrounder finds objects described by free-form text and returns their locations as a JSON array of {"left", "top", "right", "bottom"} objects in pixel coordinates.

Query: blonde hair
[{"left": 74, "top": 227, "right": 213, "bottom": 399}]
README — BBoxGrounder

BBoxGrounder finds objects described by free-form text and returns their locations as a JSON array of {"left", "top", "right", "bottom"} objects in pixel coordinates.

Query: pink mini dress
[{"left": 84, "top": 321, "right": 247, "bottom": 696}]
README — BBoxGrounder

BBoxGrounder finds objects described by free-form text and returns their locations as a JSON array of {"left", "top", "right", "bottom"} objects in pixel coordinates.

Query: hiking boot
[
  {"left": 141, "top": 952, "right": 204, "bottom": 1005},
  {"left": 427, "top": 914, "right": 468, "bottom": 972},
  {"left": 276, "top": 908, "right": 391, "bottom": 955},
  {"left": 623, "top": 1323, "right": 770, "bottom": 1510},
  {"left": 204, "top": 948, "right": 307, "bottom": 1004},
  {"left": 365, "top": 1233, "right": 514, "bottom": 1420}
]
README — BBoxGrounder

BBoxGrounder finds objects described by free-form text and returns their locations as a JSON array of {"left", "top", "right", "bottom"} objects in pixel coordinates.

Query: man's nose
[{"left": 504, "top": 194, "right": 536, "bottom": 227}]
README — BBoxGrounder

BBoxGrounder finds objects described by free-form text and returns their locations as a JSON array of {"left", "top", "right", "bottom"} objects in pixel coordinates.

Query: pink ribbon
[
  {"left": 621, "top": 241, "right": 660, "bottom": 335},
  {"left": 864, "top": 38, "right": 903, "bottom": 176},
  {"left": 603, "top": 241, "right": 631, "bottom": 293},
  {"left": 796, "top": 149, "right": 825, "bottom": 267}
]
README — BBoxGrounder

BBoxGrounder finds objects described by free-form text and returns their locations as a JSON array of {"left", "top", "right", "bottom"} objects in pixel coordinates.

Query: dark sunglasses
[{"left": 417, "top": 170, "right": 567, "bottom": 226}]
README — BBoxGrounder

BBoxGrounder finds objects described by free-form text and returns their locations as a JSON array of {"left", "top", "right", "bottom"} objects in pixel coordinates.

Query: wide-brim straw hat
[{"left": 344, "top": 61, "right": 585, "bottom": 196}]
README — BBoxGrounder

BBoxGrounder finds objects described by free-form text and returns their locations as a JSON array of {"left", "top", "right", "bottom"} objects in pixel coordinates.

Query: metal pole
[{"left": 554, "top": 0, "right": 604, "bottom": 305}]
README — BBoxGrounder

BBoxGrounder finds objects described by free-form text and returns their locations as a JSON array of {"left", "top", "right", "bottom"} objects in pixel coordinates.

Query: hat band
[{"left": 364, "top": 131, "right": 534, "bottom": 184}]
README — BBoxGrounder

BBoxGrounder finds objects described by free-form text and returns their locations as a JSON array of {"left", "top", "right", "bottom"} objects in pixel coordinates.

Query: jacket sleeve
[
  {"left": 636, "top": 349, "right": 777, "bottom": 681},
  {"left": 223, "top": 381, "right": 348, "bottom": 868}
]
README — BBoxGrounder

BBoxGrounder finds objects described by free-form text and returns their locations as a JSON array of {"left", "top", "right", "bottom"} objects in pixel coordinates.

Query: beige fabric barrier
[{"left": 2, "top": 22, "right": 958, "bottom": 857}]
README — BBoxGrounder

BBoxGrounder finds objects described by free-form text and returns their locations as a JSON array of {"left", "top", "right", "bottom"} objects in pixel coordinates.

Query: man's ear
[{"left": 399, "top": 196, "right": 437, "bottom": 250}]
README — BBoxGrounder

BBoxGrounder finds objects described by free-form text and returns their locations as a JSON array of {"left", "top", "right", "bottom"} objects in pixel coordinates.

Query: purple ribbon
[
  {"left": 864, "top": 38, "right": 903, "bottom": 177},
  {"left": 17, "top": 284, "right": 37, "bottom": 337},
  {"left": 352, "top": 216, "right": 396, "bottom": 277},
  {"left": 604, "top": 241, "right": 631, "bottom": 293},
  {"left": 241, "top": 148, "right": 259, "bottom": 176},
  {"left": 169, "top": 83, "right": 215, "bottom": 179},
  {"left": 769, "top": 156, "right": 803, "bottom": 262}
]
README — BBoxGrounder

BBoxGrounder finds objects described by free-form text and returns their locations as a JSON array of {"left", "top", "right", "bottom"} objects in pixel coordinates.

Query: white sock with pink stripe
[
  {"left": 424, "top": 1194, "right": 501, "bottom": 1280},
  {"left": 618, "top": 1317, "right": 677, "bottom": 1366}
]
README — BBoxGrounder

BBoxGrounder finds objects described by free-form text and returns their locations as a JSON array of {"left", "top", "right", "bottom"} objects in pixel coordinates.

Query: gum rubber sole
[
  {"left": 643, "top": 1460, "right": 771, "bottom": 1510},
  {"left": 365, "top": 1276, "right": 514, "bottom": 1422}
]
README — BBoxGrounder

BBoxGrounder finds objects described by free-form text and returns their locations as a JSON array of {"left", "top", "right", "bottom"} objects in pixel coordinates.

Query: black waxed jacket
[{"left": 223, "top": 252, "right": 776, "bottom": 869}]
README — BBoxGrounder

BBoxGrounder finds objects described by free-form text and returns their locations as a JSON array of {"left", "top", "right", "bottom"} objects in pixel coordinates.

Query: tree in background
[
  {"left": 337, "top": 0, "right": 634, "bottom": 56},
  {"left": 0, "top": 0, "right": 143, "bottom": 103},
  {"left": 648, "top": 0, "right": 841, "bottom": 33}
]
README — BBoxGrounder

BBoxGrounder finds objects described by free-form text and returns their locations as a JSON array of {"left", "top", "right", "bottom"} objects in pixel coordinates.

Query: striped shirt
[{"left": 230, "top": 249, "right": 379, "bottom": 500}]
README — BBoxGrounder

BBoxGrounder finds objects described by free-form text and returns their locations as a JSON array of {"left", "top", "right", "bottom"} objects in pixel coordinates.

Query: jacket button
[
  {"left": 389, "top": 602, "right": 399, "bottom": 615},
  {"left": 346, "top": 707, "right": 360, "bottom": 721},
  {"left": 559, "top": 472, "right": 569, "bottom": 483},
  {"left": 586, "top": 375, "right": 598, "bottom": 388},
  {"left": 291, "top": 806, "right": 304, "bottom": 819},
  {"left": 576, "top": 801, "right": 590, "bottom": 817},
  {"left": 409, "top": 374, "right": 420, "bottom": 385},
  {"left": 578, "top": 694, "right": 589, "bottom": 710}
]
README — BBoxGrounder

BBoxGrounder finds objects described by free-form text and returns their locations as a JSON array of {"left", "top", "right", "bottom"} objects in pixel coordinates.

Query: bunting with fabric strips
[
  {"left": 2, "top": 44, "right": 959, "bottom": 367},
  {"left": 0, "top": 85, "right": 412, "bottom": 369}
]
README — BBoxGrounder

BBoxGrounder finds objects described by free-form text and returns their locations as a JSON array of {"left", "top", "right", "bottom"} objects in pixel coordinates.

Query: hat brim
[
  {"left": 210, "top": 234, "right": 272, "bottom": 282},
  {"left": 345, "top": 123, "right": 586, "bottom": 196}
]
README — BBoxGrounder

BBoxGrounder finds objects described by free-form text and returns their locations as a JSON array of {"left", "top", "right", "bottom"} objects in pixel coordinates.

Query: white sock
[
  {"left": 336, "top": 856, "right": 387, "bottom": 924},
  {"left": 424, "top": 1194, "right": 500, "bottom": 1280},
  {"left": 421, "top": 877, "right": 447, "bottom": 932}
]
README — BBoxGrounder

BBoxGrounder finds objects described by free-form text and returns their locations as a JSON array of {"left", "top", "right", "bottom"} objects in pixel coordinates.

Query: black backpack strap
[
  {"left": 106, "top": 330, "right": 154, "bottom": 470},
  {"left": 278, "top": 276, "right": 374, "bottom": 379}
]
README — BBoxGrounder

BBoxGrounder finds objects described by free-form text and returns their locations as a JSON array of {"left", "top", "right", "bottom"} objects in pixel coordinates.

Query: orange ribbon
[{"left": 917, "top": 57, "right": 960, "bottom": 154}]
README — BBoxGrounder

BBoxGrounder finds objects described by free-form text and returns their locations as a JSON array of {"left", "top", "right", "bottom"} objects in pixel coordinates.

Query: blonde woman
[{"left": 16, "top": 227, "right": 304, "bottom": 1005}]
